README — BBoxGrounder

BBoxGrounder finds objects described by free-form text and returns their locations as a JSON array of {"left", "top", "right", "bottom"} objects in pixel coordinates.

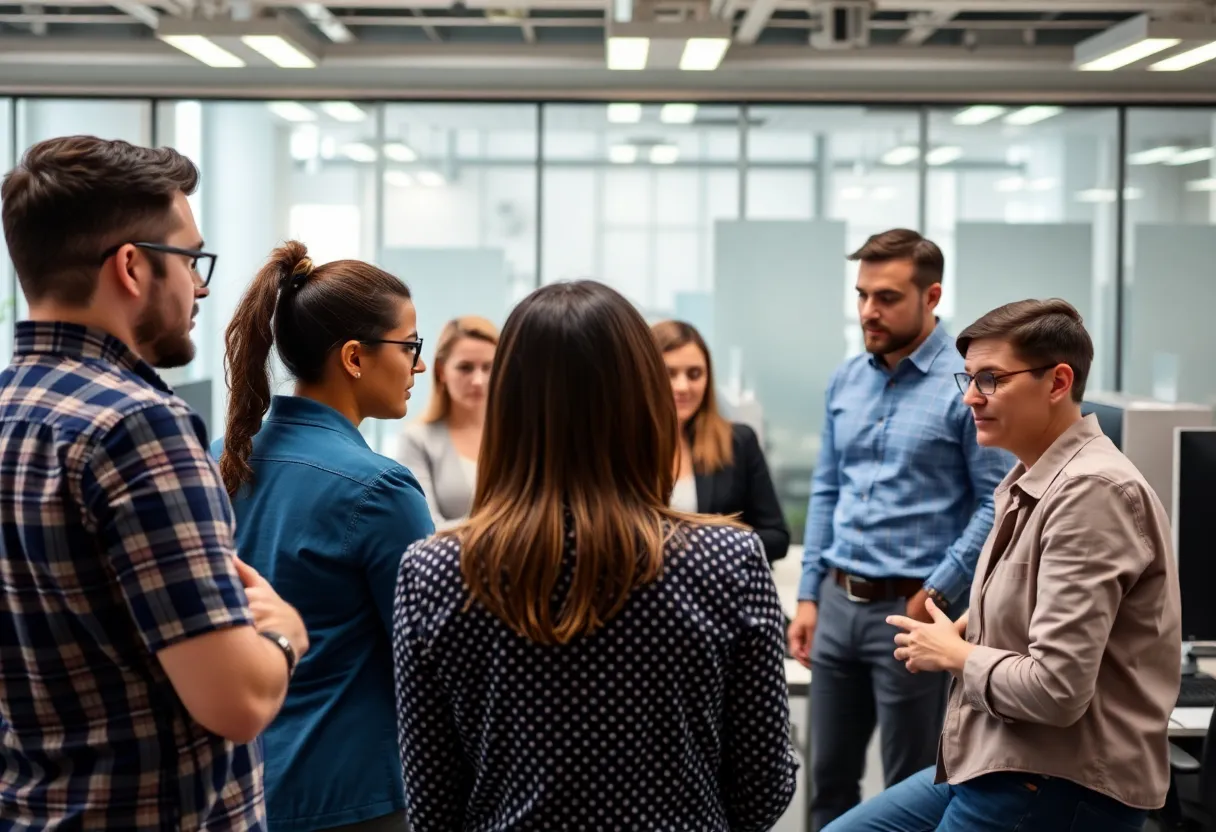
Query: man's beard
[
  {"left": 134, "top": 280, "right": 195, "bottom": 369},
  {"left": 865, "top": 309, "right": 924, "bottom": 358}
]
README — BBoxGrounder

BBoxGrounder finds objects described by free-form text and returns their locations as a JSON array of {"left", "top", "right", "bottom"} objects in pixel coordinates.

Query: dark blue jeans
[{"left": 822, "top": 767, "right": 1148, "bottom": 832}]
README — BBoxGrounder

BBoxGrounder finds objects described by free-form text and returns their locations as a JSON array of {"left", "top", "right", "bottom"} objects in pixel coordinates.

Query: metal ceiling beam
[
  {"left": 873, "top": 0, "right": 1199, "bottom": 10},
  {"left": 901, "top": 6, "right": 956, "bottom": 45},
  {"left": 108, "top": 0, "right": 158, "bottom": 26},
  {"left": 734, "top": 0, "right": 776, "bottom": 44}
]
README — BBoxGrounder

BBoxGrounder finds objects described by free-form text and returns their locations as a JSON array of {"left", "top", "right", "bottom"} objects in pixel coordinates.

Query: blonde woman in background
[{"left": 398, "top": 316, "right": 498, "bottom": 529}]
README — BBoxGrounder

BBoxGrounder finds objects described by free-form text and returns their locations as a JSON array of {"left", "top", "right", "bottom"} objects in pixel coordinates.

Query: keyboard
[{"left": 1177, "top": 673, "right": 1216, "bottom": 708}]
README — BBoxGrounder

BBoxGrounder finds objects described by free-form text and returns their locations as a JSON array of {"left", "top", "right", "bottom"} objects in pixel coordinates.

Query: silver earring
[{"left": 354, "top": 372, "right": 361, "bottom": 379}]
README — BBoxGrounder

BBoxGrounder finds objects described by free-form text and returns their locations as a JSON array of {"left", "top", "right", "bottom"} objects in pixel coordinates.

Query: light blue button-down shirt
[{"left": 798, "top": 323, "right": 1014, "bottom": 606}]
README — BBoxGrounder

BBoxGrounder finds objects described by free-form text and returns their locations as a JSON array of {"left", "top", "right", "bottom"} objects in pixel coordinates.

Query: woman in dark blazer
[{"left": 652, "top": 320, "right": 790, "bottom": 564}]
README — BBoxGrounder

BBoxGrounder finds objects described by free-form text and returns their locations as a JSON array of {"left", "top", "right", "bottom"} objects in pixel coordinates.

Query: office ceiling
[{"left": 1, "top": 0, "right": 1215, "bottom": 98}]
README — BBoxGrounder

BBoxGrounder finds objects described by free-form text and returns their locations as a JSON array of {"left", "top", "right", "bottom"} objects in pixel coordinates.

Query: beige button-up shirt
[{"left": 937, "top": 414, "right": 1182, "bottom": 809}]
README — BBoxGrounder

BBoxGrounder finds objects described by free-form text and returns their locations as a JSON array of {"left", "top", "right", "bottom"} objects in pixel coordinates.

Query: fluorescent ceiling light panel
[
  {"left": 925, "top": 146, "right": 963, "bottom": 166},
  {"left": 609, "top": 144, "right": 638, "bottom": 164},
  {"left": 340, "top": 142, "right": 377, "bottom": 163},
  {"left": 159, "top": 35, "right": 245, "bottom": 68},
  {"left": 1186, "top": 178, "right": 1216, "bottom": 192},
  {"left": 679, "top": 37, "right": 729, "bottom": 71},
  {"left": 241, "top": 34, "right": 316, "bottom": 68},
  {"left": 1003, "top": 106, "right": 1063, "bottom": 126},
  {"left": 952, "top": 105, "right": 1007, "bottom": 126},
  {"left": 606, "top": 103, "right": 642, "bottom": 123},
  {"left": 299, "top": 2, "right": 354, "bottom": 44},
  {"left": 660, "top": 103, "right": 697, "bottom": 124},
  {"left": 871, "top": 186, "right": 897, "bottom": 202},
  {"left": 649, "top": 144, "right": 679, "bottom": 164},
  {"left": 1076, "top": 187, "right": 1143, "bottom": 203},
  {"left": 384, "top": 170, "right": 414, "bottom": 188},
  {"left": 1165, "top": 147, "right": 1216, "bottom": 166},
  {"left": 1151, "top": 40, "right": 1216, "bottom": 71},
  {"left": 1028, "top": 177, "right": 1057, "bottom": 192},
  {"left": 607, "top": 36, "right": 649, "bottom": 70},
  {"left": 415, "top": 170, "right": 446, "bottom": 187},
  {"left": 995, "top": 176, "right": 1026, "bottom": 193},
  {"left": 267, "top": 101, "right": 316, "bottom": 122},
  {"left": 840, "top": 186, "right": 865, "bottom": 200},
  {"left": 881, "top": 145, "right": 919, "bottom": 166},
  {"left": 383, "top": 142, "right": 418, "bottom": 162},
  {"left": 1128, "top": 145, "right": 1179, "bottom": 165},
  {"left": 321, "top": 101, "right": 367, "bottom": 122},
  {"left": 1078, "top": 37, "right": 1178, "bottom": 71},
  {"left": 1074, "top": 14, "right": 1216, "bottom": 72}
]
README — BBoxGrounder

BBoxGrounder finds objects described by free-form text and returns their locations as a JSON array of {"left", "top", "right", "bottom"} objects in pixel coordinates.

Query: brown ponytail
[
  {"left": 218, "top": 240, "right": 413, "bottom": 497},
  {"left": 219, "top": 241, "right": 309, "bottom": 496}
]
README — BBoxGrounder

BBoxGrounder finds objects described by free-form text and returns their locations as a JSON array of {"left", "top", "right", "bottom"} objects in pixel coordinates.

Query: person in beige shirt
[{"left": 824, "top": 298, "right": 1182, "bottom": 832}]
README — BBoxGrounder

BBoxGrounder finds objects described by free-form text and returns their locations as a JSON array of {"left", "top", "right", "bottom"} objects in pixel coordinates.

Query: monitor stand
[{"left": 1182, "top": 641, "right": 1212, "bottom": 679}]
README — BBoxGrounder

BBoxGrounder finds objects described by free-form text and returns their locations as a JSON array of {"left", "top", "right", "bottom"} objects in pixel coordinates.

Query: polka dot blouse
[{"left": 392, "top": 522, "right": 799, "bottom": 831}]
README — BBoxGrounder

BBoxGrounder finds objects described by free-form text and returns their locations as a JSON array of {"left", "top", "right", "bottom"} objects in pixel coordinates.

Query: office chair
[{"left": 1163, "top": 706, "right": 1216, "bottom": 830}]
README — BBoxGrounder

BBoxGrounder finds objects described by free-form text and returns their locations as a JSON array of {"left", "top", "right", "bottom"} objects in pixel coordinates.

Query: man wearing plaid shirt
[
  {"left": 0, "top": 136, "right": 309, "bottom": 830},
  {"left": 788, "top": 229, "right": 1015, "bottom": 831}
]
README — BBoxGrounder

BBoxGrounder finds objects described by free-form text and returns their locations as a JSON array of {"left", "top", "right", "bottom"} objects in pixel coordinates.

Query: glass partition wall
[{"left": 0, "top": 98, "right": 1209, "bottom": 536}]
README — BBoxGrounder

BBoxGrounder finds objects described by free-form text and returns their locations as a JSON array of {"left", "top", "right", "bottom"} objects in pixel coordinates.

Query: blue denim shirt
[
  {"left": 799, "top": 324, "right": 1015, "bottom": 606},
  {"left": 213, "top": 396, "right": 434, "bottom": 832}
]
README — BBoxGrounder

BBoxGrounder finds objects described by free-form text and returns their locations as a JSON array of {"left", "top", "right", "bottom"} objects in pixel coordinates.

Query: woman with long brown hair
[
  {"left": 214, "top": 241, "right": 433, "bottom": 832},
  {"left": 398, "top": 315, "right": 498, "bottom": 529},
  {"left": 651, "top": 320, "right": 790, "bottom": 564},
  {"left": 392, "top": 280, "right": 797, "bottom": 831}
]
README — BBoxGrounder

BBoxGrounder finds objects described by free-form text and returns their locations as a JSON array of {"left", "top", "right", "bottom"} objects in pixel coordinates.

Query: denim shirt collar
[{"left": 264, "top": 395, "right": 369, "bottom": 448}]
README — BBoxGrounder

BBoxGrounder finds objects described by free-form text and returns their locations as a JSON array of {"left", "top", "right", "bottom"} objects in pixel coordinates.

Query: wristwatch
[
  {"left": 924, "top": 586, "right": 950, "bottom": 612},
  {"left": 260, "top": 630, "right": 297, "bottom": 677}
]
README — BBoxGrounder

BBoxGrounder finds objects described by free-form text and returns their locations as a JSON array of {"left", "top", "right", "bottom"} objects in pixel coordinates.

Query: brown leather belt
[{"left": 832, "top": 569, "right": 922, "bottom": 603}]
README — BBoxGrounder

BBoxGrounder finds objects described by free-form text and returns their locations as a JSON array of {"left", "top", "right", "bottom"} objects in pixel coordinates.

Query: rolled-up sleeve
[
  {"left": 961, "top": 475, "right": 1151, "bottom": 728},
  {"left": 81, "top": 403, "right": 251, "bottom": 653}
]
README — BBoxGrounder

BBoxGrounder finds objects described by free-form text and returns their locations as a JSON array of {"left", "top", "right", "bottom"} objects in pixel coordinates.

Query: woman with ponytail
[{"left": 214, "top": 241, "right": 433, "bottom": 832}]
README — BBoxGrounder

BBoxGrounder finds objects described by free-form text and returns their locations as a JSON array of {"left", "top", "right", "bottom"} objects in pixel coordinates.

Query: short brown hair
[
  {"left": 955, "top": 298, "right": 1093, "bottom": 403},
  {"left": 2, "top": 135, "right": 199, "bottom": 306},
  {"left": 848, "top": 228, "right": 944, "bottom": 290}
]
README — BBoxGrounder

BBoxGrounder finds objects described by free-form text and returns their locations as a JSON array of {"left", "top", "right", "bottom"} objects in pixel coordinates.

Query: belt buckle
[{"left": 844, "top": 574, "right": 871, "bottom": 603}]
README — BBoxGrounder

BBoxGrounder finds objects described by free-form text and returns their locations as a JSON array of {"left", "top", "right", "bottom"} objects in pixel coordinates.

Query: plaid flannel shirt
[{"left": 0, "top": 321, "right": 265, "bottom": 831}]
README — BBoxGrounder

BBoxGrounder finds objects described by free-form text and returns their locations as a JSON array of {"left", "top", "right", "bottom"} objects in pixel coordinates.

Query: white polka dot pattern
[{"left": 392, "top": 522, "right": 799, "bottom": 831}]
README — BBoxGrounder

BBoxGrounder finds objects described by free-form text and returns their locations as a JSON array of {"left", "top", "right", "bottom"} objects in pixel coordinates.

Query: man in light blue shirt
[{"left": 788, "top": 229, "right": 1013, "bottom": 831}]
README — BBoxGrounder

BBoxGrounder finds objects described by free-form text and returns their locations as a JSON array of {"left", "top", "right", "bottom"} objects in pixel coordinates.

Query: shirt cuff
[
  {"left": 925, "top": 559, "right": 971, "bottom": 609},
  {"left": 798, "top": 567, "right": 824, "bottom": 603},
  {"left": 962, "top": 644, "right": 1017, "bottom": 724}
]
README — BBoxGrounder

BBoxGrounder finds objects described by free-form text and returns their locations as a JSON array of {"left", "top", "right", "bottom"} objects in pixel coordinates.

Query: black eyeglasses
[
  {"left": 99, "top": 242, "right": 217, "bottom": 288},
  {"left": 954, "top": 365, "right": 1056, "bottom": 396},
  {"left": 363, "top": 338, "right": 424, "bottom": 370}
]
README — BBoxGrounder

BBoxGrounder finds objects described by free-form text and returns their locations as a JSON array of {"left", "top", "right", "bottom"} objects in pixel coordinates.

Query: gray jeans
[{"left": 809, "top": 573, "right": 950, "bottom": 831}]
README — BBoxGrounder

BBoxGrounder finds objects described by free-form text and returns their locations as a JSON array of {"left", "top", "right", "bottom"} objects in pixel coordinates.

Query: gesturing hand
[{"left": 887, "top": 598, "right": 973, "bottom": 675}]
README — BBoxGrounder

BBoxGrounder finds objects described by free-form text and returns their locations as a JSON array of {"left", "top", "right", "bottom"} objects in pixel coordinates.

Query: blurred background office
[
  {"left": 6, "top": 97, "right": 1213, "bottom": 540},
  {"left": 3, "top": 8, "right": 1216, "bottom": 832}
]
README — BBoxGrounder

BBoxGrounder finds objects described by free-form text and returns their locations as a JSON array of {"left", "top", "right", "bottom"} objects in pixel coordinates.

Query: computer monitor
[
  {"left": 1172, "top": 427, "right": 1216, "bottom": 643},
  {"left": 1081, "top": 393, "right": 1212, "bottom": 521}
]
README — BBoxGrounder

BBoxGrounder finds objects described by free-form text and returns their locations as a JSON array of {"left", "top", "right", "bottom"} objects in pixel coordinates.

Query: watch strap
[{"left": 260, "top": 630, "right": 297, "bottom": 677}]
